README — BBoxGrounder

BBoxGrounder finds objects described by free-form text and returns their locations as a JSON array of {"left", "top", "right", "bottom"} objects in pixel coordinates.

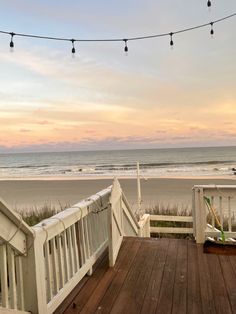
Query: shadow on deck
[{"left": 55, "top": 237, "right": 236, "bottom": 314}]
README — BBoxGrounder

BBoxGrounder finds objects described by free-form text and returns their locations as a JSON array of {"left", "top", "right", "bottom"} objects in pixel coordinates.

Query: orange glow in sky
[{"left": 0, "top": 1, "right": 235, "bottom": 152}]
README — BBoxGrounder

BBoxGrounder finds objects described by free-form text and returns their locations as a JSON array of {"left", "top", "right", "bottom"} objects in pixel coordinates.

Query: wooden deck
[{"left": 55, "top": 237, "right": 236, "bottom": 314}]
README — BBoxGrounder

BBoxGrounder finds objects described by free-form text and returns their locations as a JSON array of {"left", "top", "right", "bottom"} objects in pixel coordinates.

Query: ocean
[{"left": 0, "top": 146, "right": 236, "bottom": 179}]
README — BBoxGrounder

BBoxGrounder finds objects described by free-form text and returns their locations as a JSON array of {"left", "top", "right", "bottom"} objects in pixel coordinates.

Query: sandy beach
[{"left": 0, "top": 176, "right": 236, "bottom": 212}]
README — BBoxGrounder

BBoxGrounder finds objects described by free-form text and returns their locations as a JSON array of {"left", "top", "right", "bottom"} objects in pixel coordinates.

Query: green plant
[
  {"left": 145, "top": 204, "right": 193, "bottom": 239},
  {"left": 16, "top": 203, "right": 70, "bottom": 226},
  {"left": 204, "top": 196, "right": 225, "bottom": 242}
]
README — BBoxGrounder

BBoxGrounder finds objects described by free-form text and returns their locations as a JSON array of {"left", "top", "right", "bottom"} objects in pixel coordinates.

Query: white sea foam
[{"left": 0, "top": 146, "right": 236, "bottom": 178}]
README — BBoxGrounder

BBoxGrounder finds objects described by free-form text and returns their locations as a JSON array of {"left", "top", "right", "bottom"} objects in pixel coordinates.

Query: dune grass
[
  {"left": 16, "top": 202, "right": 236, "bottom": 241},
  {"left": 16, "top": 203, "right": 69, "bottom": 226},
  {"left": 145, "top": 204, "right": 193, "bottom": 239}
]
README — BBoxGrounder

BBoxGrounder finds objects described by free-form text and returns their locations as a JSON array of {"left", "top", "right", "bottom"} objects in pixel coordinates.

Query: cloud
[
  {"left": 36, "top": 120, "right": 52, "bottom": 125},
  {"left": 0, "top": 1, "right": 236, "bottom": 152},
  {"left": 19, "top": 129, "right": 31, "bottom": 133}
]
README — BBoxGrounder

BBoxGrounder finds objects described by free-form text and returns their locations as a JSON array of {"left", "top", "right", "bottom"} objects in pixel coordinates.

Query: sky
[{"left": 0, "top": 0, "right": 235, "bottom": 153}]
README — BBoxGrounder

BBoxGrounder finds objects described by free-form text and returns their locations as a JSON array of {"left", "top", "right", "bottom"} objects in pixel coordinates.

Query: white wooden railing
[
  {"left": 0, "top": 198, "right": 34, "bottom": 314},
  {"left": 193, "top": 185, "right": 236, "bottom": 243},
  {"left": 2, "top": 181, "right": 236, "bottom": 313},
  {"left": 150, "top": 215, "right": 193, "bottom": 235},
  {"left": 0, "top": 178, "right": 149, "bottom": 314}
]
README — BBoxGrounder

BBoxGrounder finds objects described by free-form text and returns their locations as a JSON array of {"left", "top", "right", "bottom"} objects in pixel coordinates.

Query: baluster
[
  {"left": 7, "top": 245, "right": 17, "bottom": 309},
  {"left": 67, "top": 227, "right": 75, "bottom": 277},
  {"left": 79, "top": 218, "right": 86, "bottom": 264},
  {"left": 94, "top": 214, "right": 99, "bottom": 251},
  {"left": 91, "top": 213, "right": 96, "bottom": 253},
  {"left": 100, "top": 211, "right": 105, "bottom": 243},
  {"left": 84, "top": 216, "right": 91, "bottom": 259},
  {"left": 98, "top": 212, "right": 102, "bottom": 245},
  {"left": 0, "top": 244, "right": 9, "bottom": 308},
  {"left": 62, "top": 230, "right": 70, "bottom": 282},
  {"left": 87, "top": 213, "right": 93, "bottom": 255},
  {"left": 219, "top": 196, "right": 223, "bottom": 229},
  {"left": 44, "top": 241, "right": 53, "bottom": 302},
  {"left": 51, "top": 237, "right": 59, "bottom": 295},
  {"left": 104, "top": 209, "right": 108, "bottom": 240},
  {"left": 71, "top": 224, "right": 79, "bottom": 272},
  {"left": 228, "top": 196, "right": 232, "bottom": 232},
  {"left": 75, "top": 221, "right": 82, "bottom": 268},
  {"left": 103, "top": 209, "right": 107, "bottom": 240},
  {"left": 15, "top": 255, "right": 25, "bottom": 310},
  {"left": 56, "top": 234, "right": 65, "bottom": 289},
  {"left": 211, "top": 196, "right": 215, "bottom": 229}
]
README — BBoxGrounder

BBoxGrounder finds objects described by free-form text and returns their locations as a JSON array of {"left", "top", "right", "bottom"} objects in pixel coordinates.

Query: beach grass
[
  {"left": 16, "top": 203, "right": 69, "bottom": 226},
  {"left": 17, "top": 203, "right": 236, "bottom": 239},
  {"left": 145, "top": 204, "right": 193, "bottom": 239}
]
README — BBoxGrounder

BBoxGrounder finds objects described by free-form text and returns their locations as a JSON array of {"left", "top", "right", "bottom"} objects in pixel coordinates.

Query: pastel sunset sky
[{"left": 0, "top": 0, "right": 235, "bottom": 152}]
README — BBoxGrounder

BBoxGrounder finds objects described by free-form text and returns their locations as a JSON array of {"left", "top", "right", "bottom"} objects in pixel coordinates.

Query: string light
[
  {"left": 207, "top": 0, "right": 212, "bottom": 8},
  {"left": 9, "top": 32, "right": 15, "bottom": 51},
  {"left": 0, "top": 13, "right": 235, "bottom": 55},
  {"left": 210, "top": 22, "right": 214, "bottom": 37},
  {"left": 71, "top": 39, "right": 76, "bottom": 54},
  {"left": 169, "top": 32, "right": 174, "bottom": 47},
  {"left": 124, "top": 39, "right": 128, "bottom": 55}
]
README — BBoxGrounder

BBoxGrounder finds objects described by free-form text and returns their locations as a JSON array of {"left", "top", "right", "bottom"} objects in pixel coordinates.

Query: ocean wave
[
  {"left": 0, "top": 164, "right": 50, "bottom": 169},
  {"left": 95, "top": 160, "right": 235, "bottom": 171}
]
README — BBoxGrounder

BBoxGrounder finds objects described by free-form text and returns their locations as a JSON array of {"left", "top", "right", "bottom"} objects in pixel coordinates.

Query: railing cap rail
[
  {"left": 193, "top": 184, "right": 236, "bottom": 189},
  {"left": 0, "top": 197, "right": 34, "bottom": 236},
  {"left": 32, "top": 186, "right": 112, "bottom": 240}
]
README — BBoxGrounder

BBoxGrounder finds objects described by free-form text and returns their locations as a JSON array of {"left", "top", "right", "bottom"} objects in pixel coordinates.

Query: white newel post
[
  {"left": 137, "top": 162, "right": 142, "bottom": 217},
  {"left": 193, "top": 187, "right": 206, "bottom": 243},
  {"left": 22, "top": 231, "right": 47, "bottom": 314},
  {"left": 138, "top": 214, "right": 150, "bottom": 237}
]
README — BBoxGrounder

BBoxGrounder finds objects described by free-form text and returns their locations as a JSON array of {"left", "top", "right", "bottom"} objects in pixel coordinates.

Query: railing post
[
  {"left": 22, "top": 232, "right": 47, "bottom": 314},
  {"left": 193, "top": 187, "right": 206, "bottom": 244},
  {"left": 146, "top": 215, "right": 150, "bottom": 237},
  {"left": 138, "top": 214, "right": 150, "bottom": 237}
]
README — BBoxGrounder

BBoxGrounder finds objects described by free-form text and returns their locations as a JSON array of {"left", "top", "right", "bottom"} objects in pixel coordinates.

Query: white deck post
[
  {"left": 192, "top": 187, "right": 196, "bottom": 238},
  {"left": 137, "top": 162, "right": 142, "bottom": 217},
  {"left": 22, "top": 232, "right": 47, "bottom": 314},
  {"left": 193, "top": 187, "right": 206, "bottom": 243}
]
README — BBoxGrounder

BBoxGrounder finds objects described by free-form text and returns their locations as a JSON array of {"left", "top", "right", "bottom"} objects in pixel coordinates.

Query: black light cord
[{"left": 0, "top": 13, "right": 235, "bottom": 52}]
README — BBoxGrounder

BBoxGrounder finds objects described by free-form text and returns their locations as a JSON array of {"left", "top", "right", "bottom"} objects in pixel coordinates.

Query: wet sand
[{"left": 0, "top": 177, "right": 236, "bottom": 212}]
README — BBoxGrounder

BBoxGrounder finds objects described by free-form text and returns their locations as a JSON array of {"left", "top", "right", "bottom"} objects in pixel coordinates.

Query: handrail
[
  {"left": 29, "top": 186, "right": 111, "bottom": 314},
  {"left": 32, "top": 186, "right": 112, "bottom": 241},
  {"left": 0, "top": 198, "right": 34, "bottom": 254},
  {"left": 149, "top": 214, "right": 193, "bottom": 235}
]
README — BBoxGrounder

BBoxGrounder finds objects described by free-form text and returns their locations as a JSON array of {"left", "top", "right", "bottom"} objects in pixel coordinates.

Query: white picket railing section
[
  {"left": 0, "top": 179, "right": 149, "bottom": 314},
  {"left": 192, "top": 185, "right": 236, "bottom": 243},
  {"left": 108, "top": 179, "right": 150, "bottom": 266},
  {"left": 150, "top": 215, "right": 193, "bottom": 235},
  {"left": 0, "top": 198, "right": 34, "bottom": 314}
]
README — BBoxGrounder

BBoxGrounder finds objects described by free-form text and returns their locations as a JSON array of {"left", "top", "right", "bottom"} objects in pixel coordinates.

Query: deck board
[
  {"left": 207, "top": 254, "right": 232, "bottom": 314},
  {"left": 156, "top": 238, "right": 179, "bottom": 314},
  {"left": 172, "top": 239, "right": 188, "bottom": 314},
  {"left": 82, "top": 238, "right": 140, "bottom": 314},
  {"left": 55, "top": 237, "right": 236, "bottom": 314},
  {"left": 94, "top": 238, "right": 141, "bottom": 314},
  {"left": 110, "top": 238, "right": 152, "bottom": 313},
  {"left": 218, "top": 256, "right": 236, "bottom": 313},
  {"left": 197, "top": 246, "right": 217, "bottom": 314},
  {"left": 140, "top": 238, "right": 169, "bottom": 314},
  {"left": 187, "top": 240, "right": 203, "bottom": 313},
  {"left": 110, "top": 239, "right": 158, "bottom": 313}
]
